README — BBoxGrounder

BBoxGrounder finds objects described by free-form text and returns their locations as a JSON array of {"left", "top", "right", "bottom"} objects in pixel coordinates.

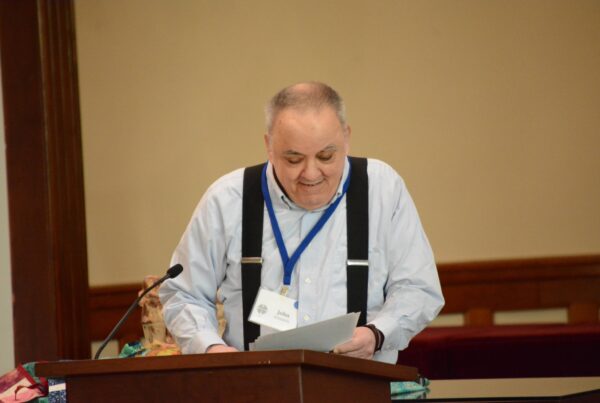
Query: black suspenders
[
  {"left": 345, "top": 157, "right": 370, "bottom": 326},
  {"left": 240, "top": 157, "right": 369, "bottom": 350},
  {"left": 241, "top": 163, "right": 265, "bottom": 351}
]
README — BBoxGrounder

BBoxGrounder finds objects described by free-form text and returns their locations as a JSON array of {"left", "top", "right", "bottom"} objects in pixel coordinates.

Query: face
[{"left": 265, "top": 106, "right": 350, "bottom": 210}]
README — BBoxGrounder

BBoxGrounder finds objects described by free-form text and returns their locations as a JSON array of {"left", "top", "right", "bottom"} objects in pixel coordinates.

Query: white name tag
[{"left": 248, "top": 288, "right": 298, "bottom": 331}]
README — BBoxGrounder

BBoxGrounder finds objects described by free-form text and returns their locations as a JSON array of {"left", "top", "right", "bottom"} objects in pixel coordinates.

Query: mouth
[{"left": 299, "top": 179, "right": 325, "bottom": 188}]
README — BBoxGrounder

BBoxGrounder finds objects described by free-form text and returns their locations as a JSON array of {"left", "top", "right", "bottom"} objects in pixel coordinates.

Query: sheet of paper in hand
[{"left": 251, "top": 312, "right": 360, "bottom": 352}]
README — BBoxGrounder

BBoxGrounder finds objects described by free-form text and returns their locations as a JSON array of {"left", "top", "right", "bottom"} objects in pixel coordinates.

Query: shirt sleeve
[
  {"left": 368, "top": 163, "right": 445, "bottom": 351},
  {"left": 158, "top": 180, "right": 234, "bottom": 354}
]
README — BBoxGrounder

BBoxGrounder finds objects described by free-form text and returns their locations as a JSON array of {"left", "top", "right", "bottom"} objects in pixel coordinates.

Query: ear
[
  {"left": 344, "top": 125, "right": 351, "bottom": 155},
  {"left": 264, "top": 133, "right": 273, "bottom": 159}
]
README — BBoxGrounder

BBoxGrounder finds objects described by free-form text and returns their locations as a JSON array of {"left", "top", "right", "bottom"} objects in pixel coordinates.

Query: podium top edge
[{"left": 36, "top": 349, "right": 418, "bottom": 381}]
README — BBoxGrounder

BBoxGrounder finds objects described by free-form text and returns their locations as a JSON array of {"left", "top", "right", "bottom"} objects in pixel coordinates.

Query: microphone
[{"left": 93, "top": 264, "right": 183, "bottom": 359}]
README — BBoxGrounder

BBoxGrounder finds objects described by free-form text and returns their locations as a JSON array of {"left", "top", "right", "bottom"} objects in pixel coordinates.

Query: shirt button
[
  {"left": 303, "top": 314, "right": 310, "bottom": 321},
  {"left": 304, "top": 277, "right": 312, "bottom": 284}
]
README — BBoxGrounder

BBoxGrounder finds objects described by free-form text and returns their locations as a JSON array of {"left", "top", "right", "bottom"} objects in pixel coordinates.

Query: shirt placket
[{"left": 296, "top": 210, "right": 321, "bottom": 325}]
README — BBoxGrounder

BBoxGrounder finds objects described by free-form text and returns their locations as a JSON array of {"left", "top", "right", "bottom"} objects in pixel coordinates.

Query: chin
[{"left": 296, "top": 197, "right": 328, "bottom": 210}]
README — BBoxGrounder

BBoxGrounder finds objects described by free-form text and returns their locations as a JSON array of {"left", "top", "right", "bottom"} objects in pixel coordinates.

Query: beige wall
[
  {"left": 75, "top": 0, "right": 600, "bottom": 286},
  {"left": 0, "top": 63, "right": 15, "bottom": 372}
]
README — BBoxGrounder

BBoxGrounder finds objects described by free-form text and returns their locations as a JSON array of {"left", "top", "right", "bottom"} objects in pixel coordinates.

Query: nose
[{"left": 301, "top": 158, "right": 321, "bottom": 181}]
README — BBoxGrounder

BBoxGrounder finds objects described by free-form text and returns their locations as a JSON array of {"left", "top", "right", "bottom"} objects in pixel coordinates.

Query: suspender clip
[
  {"left": 347, "top": 259, "right": 369, "bottom": 267},
  {"left": 241, "top": 257, "right": 263, "bottom": 264}
]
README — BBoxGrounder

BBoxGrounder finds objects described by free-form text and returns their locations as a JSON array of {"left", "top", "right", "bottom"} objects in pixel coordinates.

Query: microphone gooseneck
[{"left": 93, "top": 264, "right": 183, "bottom": 360}]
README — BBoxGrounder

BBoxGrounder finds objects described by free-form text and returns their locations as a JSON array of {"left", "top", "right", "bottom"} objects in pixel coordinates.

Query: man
[{"left": 159, "top": 82, "right": 444, "bottom": 363}]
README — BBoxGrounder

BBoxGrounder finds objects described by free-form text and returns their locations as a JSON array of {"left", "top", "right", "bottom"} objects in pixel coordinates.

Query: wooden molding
[
  {"left": 568, "top": 302, "right": 600, "bottom": 325},
  {"left": 464, "top": 308, "right": 494, "bottom": 327},
  {"left": 89, "top": 255, "right": 600, "bottom": 343},
  {"left": 438, "top": 255, "right": 600, "bottom": 316},
  {"left": 0, "top": 0, "right": 90, "bottom": 362},
  {"left": 438, "top": 255, "right": 600, "bottom": 284},
  {"left": 89, "top": 284, "right": 143, "bottom": 346}
]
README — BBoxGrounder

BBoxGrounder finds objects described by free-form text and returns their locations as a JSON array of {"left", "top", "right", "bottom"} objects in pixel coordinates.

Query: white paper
[{"left": 251, "top": 312, "right": 360, "bottom": 352}]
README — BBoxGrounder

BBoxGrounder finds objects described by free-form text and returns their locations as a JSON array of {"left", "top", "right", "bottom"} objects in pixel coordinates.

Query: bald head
[{"left": 265, "top": 81, "right": 347, "bottom": 135}]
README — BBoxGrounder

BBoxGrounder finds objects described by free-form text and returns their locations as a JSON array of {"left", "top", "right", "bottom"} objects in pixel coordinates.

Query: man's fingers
[
  {"left": 333, "top": 339, "right": 359, "bottom": 355},
  {"left": 206, "top": 344, "right": 239, "bottom": 353},
  {"left": 333, "top": 327, "right": 376, "bottom": 359}
]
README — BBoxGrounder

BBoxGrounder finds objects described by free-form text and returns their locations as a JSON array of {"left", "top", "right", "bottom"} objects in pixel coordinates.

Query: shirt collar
[{"left": 265, "top": 157, "right": 350, "bottom": 212}]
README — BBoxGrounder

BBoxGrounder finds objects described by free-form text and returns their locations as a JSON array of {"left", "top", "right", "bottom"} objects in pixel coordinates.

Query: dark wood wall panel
[
  {"left": 0, "top": 0, "right": 90, "bottom": 363},
  {"left": 439, "top": 255, "right": 600, "bottom": 314},
  {"left": 540, "top": 278, "right": 600, "bottom": 306},
  {"left": 89, "top": 284, "right": 142, "bottom": 346},
  {"left": 441, "top": 282, "right": 540, "bottom": 313},
  {"left": 89, "top": 255, "right": 600, "bottom": 344}
]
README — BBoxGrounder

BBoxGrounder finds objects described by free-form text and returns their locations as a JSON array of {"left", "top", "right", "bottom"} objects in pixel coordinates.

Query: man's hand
[
  {"left": 206, "top": 344, "right": 239, "bottom": 353},
  {"left": 332, "top": 326, "right": 376, "bottom": 359}
]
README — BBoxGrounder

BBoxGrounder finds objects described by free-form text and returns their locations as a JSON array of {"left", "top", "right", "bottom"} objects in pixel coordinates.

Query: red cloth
[{"left": 396, "top": 324, "right": 600, "bottom": 379}]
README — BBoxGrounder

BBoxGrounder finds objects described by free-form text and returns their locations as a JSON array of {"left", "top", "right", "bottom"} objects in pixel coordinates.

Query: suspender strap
[
  {"left": 241, "top": 163, "right": 265, "bottom": 350},
  {"left": 346, "top": 157, "right": 369, "bottom": 326}
]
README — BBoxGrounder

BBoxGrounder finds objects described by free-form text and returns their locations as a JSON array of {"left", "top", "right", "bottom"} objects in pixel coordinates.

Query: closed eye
[
  {"left": 317, "top": 151, "right": 335, "bottom": 162},
  {"left": 285, "top": 156, "right": 304, "bottom": 164}
]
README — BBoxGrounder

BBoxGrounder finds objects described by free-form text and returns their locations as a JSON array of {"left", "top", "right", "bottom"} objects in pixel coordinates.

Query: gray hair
[{"left": 265, "top": 81, "right": 347, "bottom": 134}]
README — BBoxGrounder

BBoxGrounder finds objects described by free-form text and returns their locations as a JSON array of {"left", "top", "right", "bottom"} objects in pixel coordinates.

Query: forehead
[{"left": 270, "top": 106, "right": 346, "bottom": 153}]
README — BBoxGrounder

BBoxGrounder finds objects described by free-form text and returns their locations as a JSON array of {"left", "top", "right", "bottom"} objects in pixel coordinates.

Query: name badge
[{"left": 248, "top": 288, "right": 298, "bottom": 331}]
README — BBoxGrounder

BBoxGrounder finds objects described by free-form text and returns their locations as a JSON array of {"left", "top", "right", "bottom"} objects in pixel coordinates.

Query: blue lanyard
[{"left": 261, "top": 161, "right": 351, "bottom": 287}]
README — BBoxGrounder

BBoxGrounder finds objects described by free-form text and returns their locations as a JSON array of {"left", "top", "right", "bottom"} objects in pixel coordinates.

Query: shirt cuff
[
  {"left": 182, "top": 331, "right": 226, "bottom": 354},
  {"left": 369, "top": 317, "right": 409, "bottom": 351}
]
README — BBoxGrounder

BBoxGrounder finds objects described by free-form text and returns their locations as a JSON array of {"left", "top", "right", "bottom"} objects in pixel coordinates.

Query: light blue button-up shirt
[{"left": 160, "top": 158, "right": 444, "bottom": 363}]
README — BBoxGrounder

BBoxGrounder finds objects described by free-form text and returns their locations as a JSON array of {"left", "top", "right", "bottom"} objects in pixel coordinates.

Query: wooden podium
[{"left": 36, "top": 350, "right": 417, "bottom": 402}]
